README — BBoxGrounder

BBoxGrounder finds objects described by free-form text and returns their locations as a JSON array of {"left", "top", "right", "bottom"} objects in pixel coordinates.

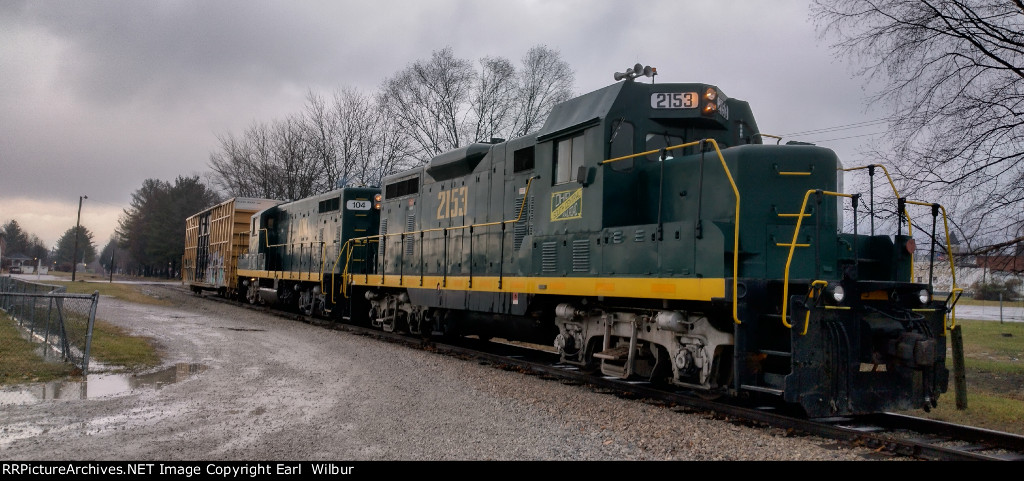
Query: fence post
[
  {"left": 82, "top": 290, "right": 100, "bottom": 376},
  {"left": 43, "top": 296, "right": 55, "bottom": 360},
  {"left": 951, "top": 324, "right": 968, "bottom": 410}
]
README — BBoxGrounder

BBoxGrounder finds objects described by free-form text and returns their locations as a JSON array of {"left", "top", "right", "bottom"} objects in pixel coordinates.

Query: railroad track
[{"left": 200, "top": 291, "right": 1024, "bottom": 461}]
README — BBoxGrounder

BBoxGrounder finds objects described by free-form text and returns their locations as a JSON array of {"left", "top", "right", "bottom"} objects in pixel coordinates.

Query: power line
[
  {"left": 807, "top": 130, "right": 889, "bottom": 143},
  {"left": 779, "top": 118, "right": 890, "bottom": 138}
]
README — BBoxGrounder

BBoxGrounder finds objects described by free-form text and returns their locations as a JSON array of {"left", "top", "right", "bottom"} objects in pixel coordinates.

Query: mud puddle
[{"left": 0, "top": 363, "right": 207, "bottom": 405}]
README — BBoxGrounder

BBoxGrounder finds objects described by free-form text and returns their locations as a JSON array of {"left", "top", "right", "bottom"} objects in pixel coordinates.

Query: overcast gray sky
[{"left": 0, "top": 0, "right": 884, "bottom": 249}]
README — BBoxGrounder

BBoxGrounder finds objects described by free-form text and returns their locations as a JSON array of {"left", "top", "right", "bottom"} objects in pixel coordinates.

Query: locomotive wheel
[{"left": 408, "top": 310, "right": 426, "bottom": 337}]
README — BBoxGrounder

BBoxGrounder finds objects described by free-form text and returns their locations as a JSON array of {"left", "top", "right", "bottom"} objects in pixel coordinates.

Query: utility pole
[
  {"left": 109, "top": 242, "right": 115, "bottom": 283},
  {"left": 72, "top": 195, "right": 87, "bottom": 281}
]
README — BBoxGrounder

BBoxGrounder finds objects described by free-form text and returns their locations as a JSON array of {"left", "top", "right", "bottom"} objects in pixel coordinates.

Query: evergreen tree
[{"left": 54, "top": 225, "right": 96, "bottom": 270}]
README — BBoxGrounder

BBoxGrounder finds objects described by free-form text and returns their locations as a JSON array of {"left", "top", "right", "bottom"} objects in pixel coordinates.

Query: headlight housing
[
  {"left": 831, "top": 285, "right": 845, "bottom": 303},
  {"left": 918, "top": 288, "right": 930, "bottom": 305}
]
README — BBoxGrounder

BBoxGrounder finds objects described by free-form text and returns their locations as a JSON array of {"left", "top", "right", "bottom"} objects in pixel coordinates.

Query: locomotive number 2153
[
  {"left": 650, "top": 92, "right": 697, "bottom": 109},
  {"left": 437, "top": 186, "right": 468, "bottom": 219}
]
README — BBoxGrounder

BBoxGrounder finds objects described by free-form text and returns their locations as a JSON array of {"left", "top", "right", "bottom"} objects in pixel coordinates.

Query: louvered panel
[
  {"left": 541, "top": 241, "right": 558, "bottom": 272},
  {"left": 514, "top": 197, "right": 528, "bottom": 250},
  {"left": 405, "top": 212, "right": 415, "bottom": 257},
  {"left": 378, "top": 218, "right": 388, "bottom": 260},
  {"left": 572, "top": 239, "right": 590, "bottom": 272}
]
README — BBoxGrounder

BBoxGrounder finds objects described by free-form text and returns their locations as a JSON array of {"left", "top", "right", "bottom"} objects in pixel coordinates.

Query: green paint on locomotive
[{"left": 240, "top": 186, "right": 381, "bottom": 277}]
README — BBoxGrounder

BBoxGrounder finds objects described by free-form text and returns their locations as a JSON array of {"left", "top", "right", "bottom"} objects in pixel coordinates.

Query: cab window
[
  {"left": 646, "top": 133, "right": 683, "bottom": 161},
  {"left": 608, "top": 120, "right": 634, "bottom": 171},
  {"left": 554, "top": 133, "right": 585, "bottom": 184}
]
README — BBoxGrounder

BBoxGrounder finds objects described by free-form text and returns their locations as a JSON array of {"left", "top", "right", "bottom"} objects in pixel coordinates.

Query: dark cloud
[
  {"left": 5, "top": 1, "right": 355, "bottom": 107},
  {"left": 0, "top": 0, "right": 883, "bottom": 247}
]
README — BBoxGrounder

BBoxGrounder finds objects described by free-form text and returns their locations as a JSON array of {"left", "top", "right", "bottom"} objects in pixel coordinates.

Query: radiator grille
[
  {"left": 513, "top": 196, "right": 534, "bottom": 250},
  {"left": 378, "top": 218, "right": 388, "bottom": 260},
  {"left": 404, "top": 213, "right": 415, "bottom": 257},
  {"left": 541, "top": 241, "right": 557, "bottom": 273},
  {"left": 572, "top": 239, "right": 590, "bottom": 272}
]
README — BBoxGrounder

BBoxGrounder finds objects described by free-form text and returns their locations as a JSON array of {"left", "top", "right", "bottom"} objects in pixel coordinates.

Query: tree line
[
  {"left": 208, "top": 45, "right": 574, "bottom": 200},
  {"left": 1, "top": 220, "right": 98, "bottom": 272}
]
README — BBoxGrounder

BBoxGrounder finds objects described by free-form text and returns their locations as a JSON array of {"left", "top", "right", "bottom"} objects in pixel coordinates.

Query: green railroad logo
[{"left": 550, "top": 188, "right": 583, "bottom": 221}]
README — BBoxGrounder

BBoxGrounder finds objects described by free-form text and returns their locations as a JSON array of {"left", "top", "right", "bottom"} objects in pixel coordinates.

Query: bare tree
[
  {"left": 302, "top": 90, "right": 341, "bottom": 190},
  {"left": 209, "top": 45, "right": 575, "bottom": 195},
  {"left": 379, "top": 47, "right": 476, "bottom": 159},
  {"left": 332, "top": 87, "right": 380, "bottom": 186},
  {"left": 367, "top": 111, "right": 418, "bottom": 187},
  {"left": 272, "top": 114, "right": 325, "bottom": 201},
  {"left": 244, "top": 121, "right": 278, "bottom": 197},
  {"left": 209, "top": 122, "right": 281, "bottom": 199},
  {"left": 208, "top": 131, "right": 252, "bottom": 197},
  {"left": 812, "top": 0, "right": 1024, "bottom": 255},
  {"left": 510, "top": 45, "right": 575, "bottom": 138},
  {"left": 470, "top": 56, "right": 517, "bottom": 142}
]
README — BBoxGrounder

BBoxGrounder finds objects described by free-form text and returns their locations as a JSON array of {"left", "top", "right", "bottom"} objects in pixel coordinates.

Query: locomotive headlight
[
  {"left": 373, "top": 193, "right": 382, "bottom": 210},
  {"left": 918, "top": 289, "right": 930, "bottom": 304},
  {"left": 831, "top": 285, "right": 845, "bottom": 303},
  {"left": 702, "top": 102, "right": 717, "bottom": 115},
  {"left": 704, "top": 87, "right": 717, "bottom": 101}
]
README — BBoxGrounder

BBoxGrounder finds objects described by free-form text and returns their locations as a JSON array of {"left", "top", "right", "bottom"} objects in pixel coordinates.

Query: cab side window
[
  {"left": 608, "top": 120, "right": 634, "bottom": 171},
  {"left": 554, "top": 133, "right": 585, "bottom": 184}
]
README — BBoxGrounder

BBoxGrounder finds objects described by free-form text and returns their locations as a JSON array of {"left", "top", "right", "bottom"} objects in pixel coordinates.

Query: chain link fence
[{"left": 0, "top": 276, "right": 100, "bottom": 377}]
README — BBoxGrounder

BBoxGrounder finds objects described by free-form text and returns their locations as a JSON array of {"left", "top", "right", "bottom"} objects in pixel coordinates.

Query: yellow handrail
[
  {"left": 754, "top": 133, "right": 784, "bottom": 144},
  {"left": 781, "top": 190, "right": 853, "bottom": 329},
  {"left": 331, "top": 237, "right": 377, "bottom": 303},
  {"left": 335, "top": 176, "right": 538, "bottom": 298},
  {"left": 946, "top": 288, "right": 963, "bottom": 332},
  {"left": 799, "top": 280, "right": 829, "bottom": 335},
  {"left": 603, "top": 138, "right": 742, "bottom": 325}
]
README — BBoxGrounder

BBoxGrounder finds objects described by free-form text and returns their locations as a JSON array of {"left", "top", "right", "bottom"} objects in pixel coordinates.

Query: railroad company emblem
[{"left": 550, "top": 188, "right": 583, "bottom": 221}]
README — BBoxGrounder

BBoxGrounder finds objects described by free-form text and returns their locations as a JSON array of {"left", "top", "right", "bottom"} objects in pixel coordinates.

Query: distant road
[{"left": 954, "top": 304, "right": 1024, "bottom": 323}]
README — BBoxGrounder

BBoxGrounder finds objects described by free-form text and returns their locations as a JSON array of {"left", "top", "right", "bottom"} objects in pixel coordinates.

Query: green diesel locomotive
[
  {"left": 233, "top": 66, "right": 959, "bottom": 417},
  {"left": 348, "top": 67, "right": 958, "bottom": 417}
]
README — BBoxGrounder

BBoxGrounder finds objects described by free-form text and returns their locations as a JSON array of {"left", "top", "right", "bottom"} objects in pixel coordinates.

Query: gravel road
[{"left": 0, "top": 284, "right": 882, "bottom": 461}]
